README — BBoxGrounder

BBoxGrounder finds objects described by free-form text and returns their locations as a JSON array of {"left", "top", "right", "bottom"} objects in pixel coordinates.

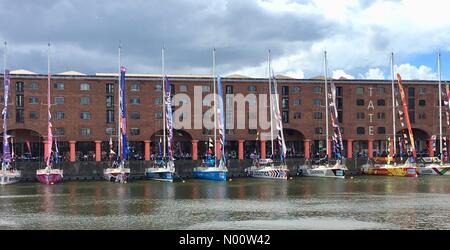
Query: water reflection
[{"left": 0, "top": 176, "right": 449, "bottom": 229}]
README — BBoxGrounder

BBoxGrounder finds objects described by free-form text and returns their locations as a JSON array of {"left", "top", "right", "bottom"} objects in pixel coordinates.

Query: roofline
[{"left": 0, "top": 73, "right": 447, "bottom": 84}]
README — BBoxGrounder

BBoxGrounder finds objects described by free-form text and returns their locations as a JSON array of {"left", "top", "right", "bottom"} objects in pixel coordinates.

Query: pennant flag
[
  {"left": 54, "top": 138, "right": 59, "bottom": 164},
  {"left": 2, "top": 69, "right": 11, "bottom": 163},
  {"left": 119, "top": 66, "right": 128, "bottom": 161},
  {"left": 164, "top": 76, "right": 174, "bottom": 160},
  {"left": 25, "top": 140, "right": 32, "bottom": 154}
]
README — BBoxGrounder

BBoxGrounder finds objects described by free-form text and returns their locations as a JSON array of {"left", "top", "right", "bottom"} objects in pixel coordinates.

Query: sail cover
[
  {"left": 120, "top": 66, "right": 128, "bottom": 160},
  {"left": 164, "top": 76, "right": 174, "bottom": 161},
  {"left": 217, "top": 76, "right": 226, "bottom": 163},
  {"left": 271, "top": 72, "right": 287, "bottom": 161}
]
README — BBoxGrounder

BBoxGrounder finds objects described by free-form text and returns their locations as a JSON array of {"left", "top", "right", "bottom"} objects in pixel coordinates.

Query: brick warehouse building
[{"left": 0, "top": 70, "right": 446, "bottom": 162}]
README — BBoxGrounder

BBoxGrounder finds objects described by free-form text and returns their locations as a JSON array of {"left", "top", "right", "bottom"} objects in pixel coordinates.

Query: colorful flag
[
  {"left": 216, "top": 76, "right": 226, "bottom": 163},
  {"left": 25, "top": 140, "right": 31, "bottom": 154},
  {"left": 119, "top": 66, "right": 128, "bottom": 161},
  {"left": 2, "top": 69, "right": 11, "bottom": 163},
  {"left": 164, "top": 76, "right": 174, "bottom": 160},
  {"left": 54, "top": 138, "right": 59, "bottom": 164},
  {"left": 397, "top": 74, "right": 416, "bottom": 158}
]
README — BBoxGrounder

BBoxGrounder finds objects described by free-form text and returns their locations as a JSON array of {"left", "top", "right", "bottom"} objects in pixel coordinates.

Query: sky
[{"left": 1, "top": 0, "right": 450, "bottom": 80}]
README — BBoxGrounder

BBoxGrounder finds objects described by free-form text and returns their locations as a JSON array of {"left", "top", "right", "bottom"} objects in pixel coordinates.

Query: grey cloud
[{"left": 0, "top": 0, "right": 336, "bottom": 75}]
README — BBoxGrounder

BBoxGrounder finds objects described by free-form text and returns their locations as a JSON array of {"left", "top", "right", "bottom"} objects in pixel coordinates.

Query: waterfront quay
[{"left": 11, "top": 158, "right": 365, "bottom": 182}]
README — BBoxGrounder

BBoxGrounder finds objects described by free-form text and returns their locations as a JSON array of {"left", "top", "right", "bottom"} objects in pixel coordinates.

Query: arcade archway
[
  {"left": 150, "top": 129, "right": 192, "bottom": 159},
  {"left": 0, "top": 129, "right": 44, "bottom": 161}
]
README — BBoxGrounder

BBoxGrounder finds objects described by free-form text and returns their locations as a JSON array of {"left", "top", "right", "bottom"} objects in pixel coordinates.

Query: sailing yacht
[
  {"left": 104, "top": 45, "right": 130, "bottom": 183},
  {"left": 245, "top": 50, "right": 289, "bottom": 180},
  {"left": 1, "top": 42, "right": 21, "bottom": 185},
  {"left": 416, "top": 52, "right": 450, "bottom": 176},
  {"left": 360, "top": 53, "right": 417, "bottom": 177},
  {"left": 145, "top": 47, "right": 177, "bottom": 182},
  {"left": 298, "top": 51, "right": 347, "bottom": 178},
  {"left": 36, "top": 43, "right": 63, "bottom": 185},
  {"left": 192, "top": 48, "right": 228, "bottom": 181}
]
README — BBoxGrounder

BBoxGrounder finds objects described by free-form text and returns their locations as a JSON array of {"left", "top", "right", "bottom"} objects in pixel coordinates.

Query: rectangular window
[
  {"left": 16, "top": 82, "right": 24, "bottom": 92},
  {"left": 106, "top": 110, "right": 114, "bottom": 123},
  {"left": 377, "top": 112, "right": 386, "bottom": 119},
  {"left": 154, "top": 97, "right": 163, "bottom": 105},
  {"left": 419, "top": 112, "right": 426, "bottom": 119},
  {"left": 29, "top": 111, "right": 39, "bottom": 119},
  {"left": 180, "top": 85, "right": 188, "bottom": 92},
  {"left": 131, "top": 83, "right": 140, "bottom": 92},
  {"left": 314, "top": 112, "right": 322, "bottom": 120},
  {"left": 294, "top": 112, "right": 301, "bottom": 119},
  {"left": 336, "top": 87, "right": 343, "bottom": 97},
  {"left": 80, "top": 83, "right": 90, "bottom": 91},
  {"left": 356, "top": 99, "right": 364, "bottom": 106},
  {"left": 80, "top": 128, "right": 91, "bottom": 136},
  {"left": 409, "top": 110, "right": 415, "bottom": 124},
  {"left": 313, "top": 86, "right": 322, "bottom": 94},
  {"left": 130, "top": 97, "right": 140, "bottom": 104},
  {"left": 282, "top": 111, "right": 289, "bottom": 123},
  {"left": 106, "top": 96, "right": 114, "bottom": 108},
  {"left": 293, "top": 86, "right": 301, "bottom": 93},
  {"left": 248, "top": 129, "right": 257, "bottom": 135},
  {"left": 55, "top": 128, "right": 65, "bottom": 136},
  {"left": 338, "top": 111, "right": 343, "bottom": 123},
  {"left": 418, "top": 87, "right": 426, "bottom": 95},
  {"left": 356, "top": 112, "right": 365, "bottom": 119},
  {"left": 29, "top": 82, "right": 39, "bottom": 90},
  {"left": 282, "top": 98, "right": 289, "bottom": 109},
  {"left": 408, "top": 98, "right": 415, "bottom": 109},
  {"left": 336, "top": 98, "right": 343, "bottom": 109},
  {"left": 418, "top": 100, "right": 426, "bottom": 107},
  {"left": 155, "top": 111, "right": 163, "bottom": 119},
  {"left": 130, "top": 128, "right": 140, "bottom": 135},
  {"left": 377, "top": 99, "right": 386, "bottom": 106},
  {"left": 155, "top": 84, "right": 162, "bottom": 92},
  {"left": 29, "top": 96, "right": 39, "bottom": 104},
  {"left": 54, "top": 83, "right": 64, "bottom": 90},
  {"left": 294, "top": 99, "right": 301, "bottom": 106},
  {"left": 377, "top": 127, "right": 386, "bottom": 134},
  {"left": 356, "top": 87, "right": 364, "bottom": 94},
  {"left": 16, "top": 95, "right": 24, "bottom": 107},
  {"left": 106, "top": 83, "right": 114, "bottom": 94},
  {"left": 105, "top": 128, "right": 115, "bottom": 135},
  {"left": 55, "top": 111, "right": 64, "bottom": 120},
  {"left": 80, "top": 112, "right": 92, "bottom": 120},
  {"left": 248, "top": 85, "right": 257, "bottom": 92},
  {"left": 80, "top": 96, "right": 90, "bottom": 105},
  {"left": 377, "top": 87, "right": 385, "bottom": 95},
  {"left": 202, "top": 85, "right": 211, "bottom": 92},
  {"left": 16, "top": 109, "right": 24, "bottom": 123},
  {"left": 313, "top": 99, "right": 322, "bottom": 106},
  {"left": 281, "top": 86, "right": 289, "bottom": 95},
  {"left": 408, "top": 87, "right": 415, "bottom": 97},
  {"left": 315, "top": 127, "right": 323, "bottom": 134},
  {"left": 226, "top": 85, "right": 233, "bottom": 94},
  {"left": 356, "top": 127, "right": 365, "bottom": 135},
  {"left": 131, "top": 111, "right": 140, "bottom": 119},
  {"left": 55, "top": 97, "right": 64, "bottom": 104}
]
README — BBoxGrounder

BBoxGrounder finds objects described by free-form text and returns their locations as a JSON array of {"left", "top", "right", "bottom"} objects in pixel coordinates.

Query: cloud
[
  {"left": 332, "top": 70, "right": 354, "bottom": 79},
  {"left": 359, "top": 68, "right": 385, "bottom": 79},
  {"left": 395, "top": 64, "right": 437, "bottom": 80},
  {"left": 0, "top": 0, "right": 449, "bottom": 79}
]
